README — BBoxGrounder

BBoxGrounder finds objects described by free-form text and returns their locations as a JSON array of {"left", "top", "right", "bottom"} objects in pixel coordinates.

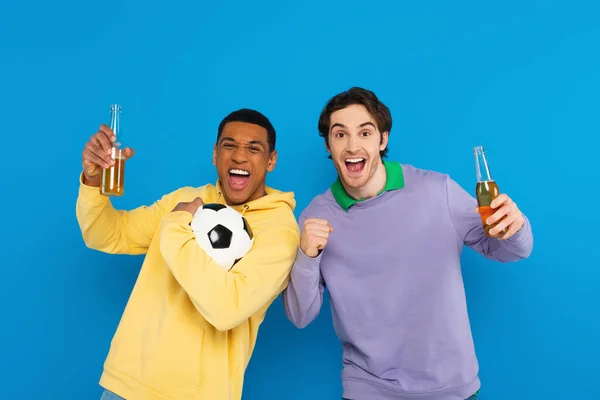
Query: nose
[
  {"left": 347, "top": 134, "right": 360, "bottom": 152},
  {"left": 231, "top": 145, "right": 248, "bottom": 164}
]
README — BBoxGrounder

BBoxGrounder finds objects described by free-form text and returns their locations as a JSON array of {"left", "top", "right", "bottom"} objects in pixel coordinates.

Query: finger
[
  {"left": 486, "top": 203, "right": 513, "bottom": 225},
  {"left": 305, "top": 219, "right": 332, "bottom": 230},
  {"left": 86, "top": 140, "right": 115, "bottom": 163},
  {"left": 304, "top": 218, "right": 330, "bottom": 227},
  {"left": 489, "top": 214, "right": 515, "bottom": 237},
  {"left": 192, "top": 198, "right": 205, "bottom": 210},
  {"left": 123, "top": 147, "right": 135, "bottom": 158},
  {"left": 307, "top": 232, "right": 330, "bottom": 242},
  {"left": 94, "top": 130, "right": 114, "bottom": 154},
  {"left": 83, "top": 153, "right": 111, "bottom": 169},
  {"left": 313, "top": 237, "right": 328, "bottom": 248},
  {"left": 499, "top": 217, "right": 520, "bottom": 240},
  {"left": 490, "top": 194, "right": 509, "bottom": 209},
  {"left": 500, "top": 225, "right": 517, "bottom": 240},
  {"left": 83, "top": 154, "right": 109, "bottom": 170},
  {"left": 85, "top": 142, "right": 114, "bottom": 167},
  {"left": 501, "top": 214, "right": 524, "bottom": 240},
  {"left": 83, "top": 146, "right": 113, "bottom": 169},
  {"left": 303, "top": 231, "right": 330, "bottom": 244},
  {"left": 99, "top": 124, "right": 116, "bottom": 141},
  {"left": 305, "top": 228, "right": 331, "bottom": 237},
  {"left": 306, "top": 224, "right": 333, "bottom": 236},
  {"left": 306, "top": 221, "right": 332, "bottom": 231}
]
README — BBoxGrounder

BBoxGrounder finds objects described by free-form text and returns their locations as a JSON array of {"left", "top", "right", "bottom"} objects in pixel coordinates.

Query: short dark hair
[
  {"left": 317, "top": 87, "right": 392, "bottom": 158},
  {"left": 217, "top": 108, "right": 276, "bottom": 152}
]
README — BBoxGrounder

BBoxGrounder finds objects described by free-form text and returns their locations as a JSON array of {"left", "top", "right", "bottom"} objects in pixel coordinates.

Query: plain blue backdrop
[{"left": 1, "top": 0, "right": 598, "bottom": 399}]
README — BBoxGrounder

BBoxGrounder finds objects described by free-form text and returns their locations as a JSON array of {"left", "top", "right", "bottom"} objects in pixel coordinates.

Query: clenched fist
[
  {"left": 300, "top": 218, "right": 333, "bottom": 258},
  {"left": 82, "top": 124, "right": 135, "bottom": 186}
]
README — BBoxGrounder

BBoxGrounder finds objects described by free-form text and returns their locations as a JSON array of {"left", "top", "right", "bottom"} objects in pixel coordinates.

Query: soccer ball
[{"left": 190, "top": 203, "right": 254, "bottom": 270}]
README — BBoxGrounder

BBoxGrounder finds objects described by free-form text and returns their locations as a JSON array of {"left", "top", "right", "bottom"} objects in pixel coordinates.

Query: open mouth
[
  {"left": 228, "top": 168, "right": 250, "bottom": 190},
  {"left": 344, "top": 157, "right": 366, "bottom": 175}
]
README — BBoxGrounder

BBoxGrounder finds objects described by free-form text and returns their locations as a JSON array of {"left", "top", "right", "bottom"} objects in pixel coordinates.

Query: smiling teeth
[
  {"left": 346, "top": 158, "right": 364, "bottom": 163},
  {"left": 230, "top": 169, "right": 249, "bottom": 175}
]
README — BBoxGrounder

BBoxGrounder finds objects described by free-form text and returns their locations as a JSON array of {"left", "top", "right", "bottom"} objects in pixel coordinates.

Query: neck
[
  {"left": 218, "top": 181, "right": 267, "bottom": 206},
  {"left": 343, "top": 159, "right": 386, "bottom": 200}
]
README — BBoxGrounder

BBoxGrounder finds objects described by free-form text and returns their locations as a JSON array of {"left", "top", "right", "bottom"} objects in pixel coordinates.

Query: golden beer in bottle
[
  {"left": 474, "top": 146, "right": 507, "bottom": 238},
  {"left": 101, "top": 104, "right": 126, "bottom": 196}
]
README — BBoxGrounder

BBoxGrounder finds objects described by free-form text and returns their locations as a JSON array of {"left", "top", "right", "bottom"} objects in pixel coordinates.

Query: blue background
[{"left": 1, "top": 0, "right": 598, "bottom": 398}]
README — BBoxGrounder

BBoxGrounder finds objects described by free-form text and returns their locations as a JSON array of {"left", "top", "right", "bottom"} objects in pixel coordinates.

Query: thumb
[{"left": 123, "top": 147, "right": 135, "bottom": 158}]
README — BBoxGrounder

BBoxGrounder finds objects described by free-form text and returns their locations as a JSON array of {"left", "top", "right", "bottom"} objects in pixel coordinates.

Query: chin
[
  {"left": 336, "top": 160, "right": 370, "bottom": 187},
  {"left": 219, "top": 170, "right": 252, "bottom": 203},
  {"left": 340, "top": 174, "right": 370, "bottom": 190},
  {"left": 222, "top": 188, "right": 250, "bottom": 205}
]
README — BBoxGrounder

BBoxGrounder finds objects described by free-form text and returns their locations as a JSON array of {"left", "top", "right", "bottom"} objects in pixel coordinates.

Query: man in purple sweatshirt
[{"left": 282, "top": 87, "right": 533, "bottom": 400}]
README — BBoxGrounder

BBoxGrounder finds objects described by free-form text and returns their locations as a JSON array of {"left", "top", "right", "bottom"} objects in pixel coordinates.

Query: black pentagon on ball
[
  {"left": 242, "top": 217, "right": 253, "bottom": 240},
  {"left": 202, "top": 203, "right": 227, "bottom": 211},
  {"left": 207, "top": 224, "right": 233, "bottom": 249}
]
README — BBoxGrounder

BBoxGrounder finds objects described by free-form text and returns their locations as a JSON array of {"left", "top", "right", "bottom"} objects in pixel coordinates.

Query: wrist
[
  {"left": 82, "top": 173, "right": 101, "bottom": 187},
  {"left": 301, "top": 246, "right": 319, "bottom": 258},
  {"left": 301, "top": 248, "right": 323, "bottom": 259},
  {"left": 293, "top": 245, "right": 322, "bottom": 277},
  {"left": 517, "top": 216, "right": 525, "bottom": 232}
]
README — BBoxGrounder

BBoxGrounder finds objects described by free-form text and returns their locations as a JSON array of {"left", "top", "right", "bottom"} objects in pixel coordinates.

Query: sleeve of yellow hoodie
[
  {"left": 159, "top": 209, "right": 300, "bottom": 331},
  {"left": 75, "top": 173, "right": 180, "bottom": 255}
]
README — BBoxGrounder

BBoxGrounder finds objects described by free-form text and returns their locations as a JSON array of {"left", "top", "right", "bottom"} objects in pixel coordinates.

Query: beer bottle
[
  {"left": 474, "top": 145, "right": 507, "bottom": 238},
  {"left": 100, "top": 104, "right": 126, "bottom": 196}
]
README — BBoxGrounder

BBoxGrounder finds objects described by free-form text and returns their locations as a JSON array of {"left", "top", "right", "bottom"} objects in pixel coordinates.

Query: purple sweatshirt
[{"left": 282, "top": 162, "right": 533, "bottom": 400}]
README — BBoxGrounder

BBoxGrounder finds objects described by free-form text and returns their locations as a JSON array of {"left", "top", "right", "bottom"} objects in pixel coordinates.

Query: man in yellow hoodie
[{"left": 76, "top": 108, "right": 300, "bottom": 400}]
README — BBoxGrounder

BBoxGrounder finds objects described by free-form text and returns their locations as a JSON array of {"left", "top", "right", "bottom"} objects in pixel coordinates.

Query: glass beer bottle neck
[
  {"left": 474, "top": 146, "right": 492, "bottom": 182},
  {"left": 110, "top": 103, "right": 122, "bottom": 147}
]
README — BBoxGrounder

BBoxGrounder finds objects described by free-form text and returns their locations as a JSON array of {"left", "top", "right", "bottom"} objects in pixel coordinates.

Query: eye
[
  {"left": 248, "top": 146, "right": 261, "bottom": 153},
  {"left": 334, "top": 131, "right": 345, "bottom": 138},
  {"left": 360, "top": 130, "right": 371, "bottom": 137},
  {"left": 223, "top": 143, "right": 235, "bottom": 149}
]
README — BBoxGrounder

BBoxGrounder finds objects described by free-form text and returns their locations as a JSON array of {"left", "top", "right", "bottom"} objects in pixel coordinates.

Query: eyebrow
[
  {"left": 220, "top": 137, "right": 266, "bottom": 147},
  {"left": 330, "top": 122, "right": 377, "bottom": 131}
]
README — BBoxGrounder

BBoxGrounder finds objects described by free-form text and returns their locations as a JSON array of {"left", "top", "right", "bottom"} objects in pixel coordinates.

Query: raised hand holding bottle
[{"left": 81, "top": 104, "right": 134, "bottom": 195}]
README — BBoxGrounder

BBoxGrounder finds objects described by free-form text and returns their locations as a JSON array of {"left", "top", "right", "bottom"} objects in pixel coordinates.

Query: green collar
[{"left": 330, "top": 160, "right": 404, "bottom": 211}]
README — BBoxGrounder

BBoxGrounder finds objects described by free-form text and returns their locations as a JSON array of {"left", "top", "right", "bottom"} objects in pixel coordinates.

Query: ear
[
  {"left": 212, "top": 144, "right": 217, "bottom": 166},
  {"left": 379, "top": 131, "right": 389, "bottom": 152},
  {"left": 266, "top": 149, "right": 278, "bottom": 172}
]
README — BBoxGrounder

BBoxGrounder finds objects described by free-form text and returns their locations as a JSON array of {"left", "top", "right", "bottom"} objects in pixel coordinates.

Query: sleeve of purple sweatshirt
[
  {"left": 445, "top": 175, "right": 533, "bottom": 262},
  {"left": 282, "top": 211, "right": 327, "bottom": 328}
]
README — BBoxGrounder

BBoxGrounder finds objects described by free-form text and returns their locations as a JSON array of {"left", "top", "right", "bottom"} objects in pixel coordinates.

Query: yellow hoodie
[{"left": 75, "top": 174, "right": 300, "bottom": 400}]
